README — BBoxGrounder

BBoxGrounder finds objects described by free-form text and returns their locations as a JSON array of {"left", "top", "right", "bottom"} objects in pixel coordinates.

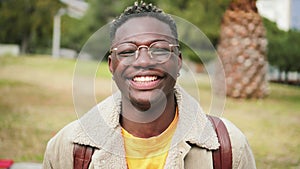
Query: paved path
[{"left": 10, "top": 162, "right": 42, "bottom": 169}]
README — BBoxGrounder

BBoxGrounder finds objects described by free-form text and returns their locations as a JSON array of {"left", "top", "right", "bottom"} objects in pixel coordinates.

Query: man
[{"left": 43, "top": 1, "right": 256, "bottom": 168}]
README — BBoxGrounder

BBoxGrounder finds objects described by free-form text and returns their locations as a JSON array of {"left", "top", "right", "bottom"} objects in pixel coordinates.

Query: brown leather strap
[
  {"left": 73, "top": 144, "right": 95, "bottom": 169},
  {"left": 207, "top": 115, "right": 232, "bottom": 169}
]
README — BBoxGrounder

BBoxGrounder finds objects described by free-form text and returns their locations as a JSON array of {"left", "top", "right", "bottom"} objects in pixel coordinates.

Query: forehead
[{"left": 114, "top": 16, "right": 174, "bottom": 44}]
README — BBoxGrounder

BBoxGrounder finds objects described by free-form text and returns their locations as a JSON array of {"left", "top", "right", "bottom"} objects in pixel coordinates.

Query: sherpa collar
[{"left": 73, "top": 85, "right": 219, "bottom": 154}]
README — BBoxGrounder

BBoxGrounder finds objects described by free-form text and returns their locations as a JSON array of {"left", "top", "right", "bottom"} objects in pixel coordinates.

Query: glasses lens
[
  {"left": 150, "top": 41, "right": 171, "bottom": 63},
  {"left": 116, "top": 43, "right": 137, "bottom": 64}
]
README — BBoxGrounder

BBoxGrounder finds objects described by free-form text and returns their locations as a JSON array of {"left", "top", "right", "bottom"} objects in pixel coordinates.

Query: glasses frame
[{"left": 110, "top": 41, "right": 180, "bottom": 65}]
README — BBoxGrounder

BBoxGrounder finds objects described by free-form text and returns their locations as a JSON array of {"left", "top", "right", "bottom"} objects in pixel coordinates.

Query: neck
[{"left": 120, "top": 94, "right": 177, "bottom": 138}]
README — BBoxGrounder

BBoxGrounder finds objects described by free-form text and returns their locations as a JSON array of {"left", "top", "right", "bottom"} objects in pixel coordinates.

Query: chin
[{"left": 129, "top": 90, "right": 166, "bottom": 110}]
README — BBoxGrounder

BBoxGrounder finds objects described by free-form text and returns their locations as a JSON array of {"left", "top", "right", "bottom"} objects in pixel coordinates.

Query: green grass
[
  {"left": 0, "top": 55, "right": 111, "bottom": 162},
  {"left": 224, "top": 84, "right": 300, "bottom": 169},
  {"left": 0, "top": 55, "right": 299, "bottom": 168}
]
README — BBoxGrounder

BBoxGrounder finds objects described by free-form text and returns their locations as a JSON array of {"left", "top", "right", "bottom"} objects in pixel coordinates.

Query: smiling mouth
[
  {"left": 130, "top": 75, "right": 161, "bottom": 89},
  {"left": 132, "top": 76, "right": 159, "bottom": 83}
]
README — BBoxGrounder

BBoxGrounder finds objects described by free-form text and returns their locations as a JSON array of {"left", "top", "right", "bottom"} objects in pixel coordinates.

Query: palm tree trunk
[{"left": 217, "top": 0, "right": 269, "bottom": 98}]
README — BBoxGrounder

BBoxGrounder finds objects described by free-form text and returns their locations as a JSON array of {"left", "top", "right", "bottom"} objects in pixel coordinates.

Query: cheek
[
  {"left": 168, "top": 58, "right": 181, "bottom": 74},
  {"left": 109, "top": 58, "right": 121, "bottom": 74},
  {"left": 111, "top": 61, "right": 128, "bottom": 80}
]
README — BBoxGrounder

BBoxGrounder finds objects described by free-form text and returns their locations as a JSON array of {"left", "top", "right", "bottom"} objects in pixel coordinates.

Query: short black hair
[{"left": 110, "top": 1, "right": 178, "bottom": 42}]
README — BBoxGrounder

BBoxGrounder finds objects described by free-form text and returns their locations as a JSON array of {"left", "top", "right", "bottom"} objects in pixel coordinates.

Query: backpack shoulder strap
[
  {"left": 206, "top": 115, "right": 232, "bottom": 169},
  {"left": 73, "top": 143, "right": 96, "bottom": 169}
]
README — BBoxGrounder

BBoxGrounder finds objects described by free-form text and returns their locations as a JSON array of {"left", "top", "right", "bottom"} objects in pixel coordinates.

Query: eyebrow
[
  {"left": 117, "top": 39, "right": 172, "bottom": 46},
  {"left": 112, "top": 32, "right": 177, "bottom": 45}
]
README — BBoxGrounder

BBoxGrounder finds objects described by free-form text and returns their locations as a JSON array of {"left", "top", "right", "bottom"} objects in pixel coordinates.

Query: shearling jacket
[{"left": 43, "top": 86, "right": 256, "bottom": 169}]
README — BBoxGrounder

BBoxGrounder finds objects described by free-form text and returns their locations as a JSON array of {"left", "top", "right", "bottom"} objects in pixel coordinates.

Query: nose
[{"left": 132, "top": 47, "right": 155, "bottom": 67}]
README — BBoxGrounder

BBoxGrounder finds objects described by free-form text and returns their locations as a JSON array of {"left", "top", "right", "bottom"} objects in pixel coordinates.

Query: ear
[
  {"left": 108, "top": 55, "right": 114, "bottom": 74},
  {"left": 177, "top": 52, "right": 183, "bottom": 71}
]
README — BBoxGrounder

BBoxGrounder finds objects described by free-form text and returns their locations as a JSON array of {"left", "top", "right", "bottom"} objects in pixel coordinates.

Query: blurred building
[{"left": 257, "top": 0, "right": 300, "bottom": 31}]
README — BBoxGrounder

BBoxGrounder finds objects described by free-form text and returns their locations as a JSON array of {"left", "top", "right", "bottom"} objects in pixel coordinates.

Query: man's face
[{"left": 109, "top": 16, "right": 182, "bottom": 109}]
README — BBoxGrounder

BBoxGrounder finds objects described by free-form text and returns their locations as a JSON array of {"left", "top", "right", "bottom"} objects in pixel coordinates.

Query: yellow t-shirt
[{"left": 122, "top": 110, "right": 179, "bottom": 169}]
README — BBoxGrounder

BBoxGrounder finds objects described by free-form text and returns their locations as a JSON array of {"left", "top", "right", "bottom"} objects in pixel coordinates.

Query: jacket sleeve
[
  {"left": 42, "top": 121, "right": 77, "bottom": 169},
  {"left": 222, "top": 118, "right": 257, "bottom": 169},
  {"left": 236, "top": 140, "right": 257, "bottom": 169}
]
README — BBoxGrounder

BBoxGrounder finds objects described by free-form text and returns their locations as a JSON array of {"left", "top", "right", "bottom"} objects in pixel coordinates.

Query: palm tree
[{"left": 217, "top": 0, "right": 268, "bottom": 98}]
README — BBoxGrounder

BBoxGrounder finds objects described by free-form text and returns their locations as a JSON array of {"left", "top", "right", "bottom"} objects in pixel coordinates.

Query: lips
[{"left": 130, "top": 75, "right": 162, "bottom": 90}]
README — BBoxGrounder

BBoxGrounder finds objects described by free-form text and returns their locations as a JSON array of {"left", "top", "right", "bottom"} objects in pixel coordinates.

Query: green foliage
[
  {"left": 0, "top": 0, "right": 231, "bottom": 57},
  {"left": 0, "top": 0, "right": 62, "bottom": 53},
  {"left": 61, "top": 16, "right": 87, "bottom": 51},
  {"left": 263, "top": 18, "right": 300, "bottom": 72},
  {"left": 61, "top": 0, "right": 135, "bottom": 53},
  {"left": 157, "top": 0, "right": 231, "bottom": 46},
  {"left": 180, "top": 42, "right": 215, "bottom": 64},
  {"left": 60, "top": 0, "right": 231, "bottom": 58}
]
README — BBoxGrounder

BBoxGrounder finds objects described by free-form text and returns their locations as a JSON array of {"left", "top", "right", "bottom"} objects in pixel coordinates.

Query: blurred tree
[
  {"left": 264, "top": 18, "right": 300, "bottom": 82},
  {"left": 157, "top": 0, "right": 230, "bottom": 46},
  {"left": 287, "top": 30, "right": 300, "bottom": 72},
  {"left": 0, "top": 0, "right": 62, "bottom": 53},
  {"left": 61, "top": 0, "right": 137, "bottom": 57},
  {"left": 217, "top": 0, "right": 269, "bottom": 98},
  {"left": 60, "top": 0, "right": 229, "bottom": 61},
  {"left": 155, "top": 0, "right": 230, "bottom": 63}
]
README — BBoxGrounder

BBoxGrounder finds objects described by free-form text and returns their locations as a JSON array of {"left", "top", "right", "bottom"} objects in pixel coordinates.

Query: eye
[
  {"left": 116, "top": 44, "right": 137, "bottom": 57},
  {"left": 150, "top": 48, "right": 169, "bottom": 56},
  {"left": 118, "top": 50, "right": 136, "bottom": 57},
  {"left": 150, "top": 41, "right": 171, "bottom": 56}
]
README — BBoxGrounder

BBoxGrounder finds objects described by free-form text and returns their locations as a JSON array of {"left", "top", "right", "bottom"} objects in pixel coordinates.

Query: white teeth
[{"left": 133, "top": 76, "right": 158, "bottom": 82}]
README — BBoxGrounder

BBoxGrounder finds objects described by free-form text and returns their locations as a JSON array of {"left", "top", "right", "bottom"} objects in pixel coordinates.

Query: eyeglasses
[{"left": 110, "top": 41, "right": 179, "bottom": 65}]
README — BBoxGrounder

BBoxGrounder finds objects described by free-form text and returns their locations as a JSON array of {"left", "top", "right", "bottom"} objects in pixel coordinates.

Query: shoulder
[
  {"left": 43, "top": 120, "right": 79, "bottom": 168},
  {"left": 221, "top": 118, "right": 246, "bottom": 148},
  {"left": 50, "top": 120, "right": 79, "bottom": 144},
  {"left": 221, "top": 118, "right": 257, "bottom": 169}
]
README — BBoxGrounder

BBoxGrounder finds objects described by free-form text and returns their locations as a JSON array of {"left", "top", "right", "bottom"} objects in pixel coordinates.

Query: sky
[
  {"left": 257, "top": 0, "right": 300, "bottom": 31},
  {"left": 291, "top": 0, "right": 300, "bottom": 30}
]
